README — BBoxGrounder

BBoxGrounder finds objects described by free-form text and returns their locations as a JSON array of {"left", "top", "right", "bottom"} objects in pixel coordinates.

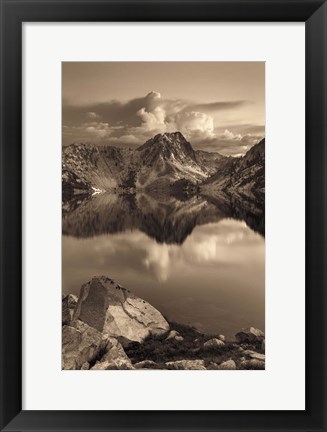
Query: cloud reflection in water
[{"left": 63, "top": 218, "right": 264, "bottom": 337}]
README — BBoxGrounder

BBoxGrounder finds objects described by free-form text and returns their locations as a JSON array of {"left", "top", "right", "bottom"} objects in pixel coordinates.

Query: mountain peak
[
  {"left": 135, "top": 131, "right": 200, "bottom": 174},
  {"left": 137, "top": 131, "right": 190, "bottom": 151},
  {"left": 153, "top": 131, "right": 186, "bottom": 143}
]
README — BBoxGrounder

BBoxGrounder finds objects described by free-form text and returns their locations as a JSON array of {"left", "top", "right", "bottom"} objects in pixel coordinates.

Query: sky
[{"left": 62, "top": 62, "right": 265, "bottom": 156}]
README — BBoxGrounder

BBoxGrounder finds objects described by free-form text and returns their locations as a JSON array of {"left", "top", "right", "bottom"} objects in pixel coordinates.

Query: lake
[{"left": 62, "top": 192, "right": 265, "bottom": 338}]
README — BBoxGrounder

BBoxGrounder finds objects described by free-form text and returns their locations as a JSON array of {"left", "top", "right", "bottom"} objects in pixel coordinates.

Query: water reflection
[
  {"left": 63, "top": 190, "right": 264, "bottom": 241},
  {"left": 62, "top": 192, "right": 265, "bottom": 337}
]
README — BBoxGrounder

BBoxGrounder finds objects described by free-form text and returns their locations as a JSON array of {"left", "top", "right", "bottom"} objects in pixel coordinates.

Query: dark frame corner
[{"left": 0, "top": 1, "right": 326, "bottom": 431}]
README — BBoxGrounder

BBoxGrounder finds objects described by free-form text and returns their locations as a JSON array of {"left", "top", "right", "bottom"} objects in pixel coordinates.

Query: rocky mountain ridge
[
  {"left": 201, "top": 139, "right": 265, "bottom": 199},
  {"left": 62, "top": 132, "right": 265, "bottom": 198}
]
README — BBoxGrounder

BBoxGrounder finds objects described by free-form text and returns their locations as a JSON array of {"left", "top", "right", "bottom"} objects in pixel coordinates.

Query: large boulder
[
  {"left": 91, "top": 337, "right": 134, "bottom": 370},
  {"left": 235, "top": 327, "right": 264, "bottom": 343},
  {"left": 62, "top": 320, "right": 107, "bottom": 370},
  {"left": 218, "top": 359, "right": 236, "bottom": 370},
  {"left": 242, "top": 350, "right": 265, "bottom": 361},
  {"left": 203, "top": 338, "right": 225, "bottom": 350},
  {"left": 166, "top": 360, "right": 206, "bottom": 370},
  {"left": 239, "top": 358, "right": 265, "bottom": 370},
  {"left": 73, "top": 276, "right": 169, "bottom": 344},
  {"left": 134, "top": 360, "right": 159, "bottom": 369}
]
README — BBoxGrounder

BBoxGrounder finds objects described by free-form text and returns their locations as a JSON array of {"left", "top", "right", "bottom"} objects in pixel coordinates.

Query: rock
[
  {"left": 63, "top": 293, "right": 78, "bottom": 308},
  {"left": 166, "top": 330, "right": 184, "bottom": 342},
  {"left": 62, "top": 308, "right": 73, "bottom": 326},
  {"left": 206, "top": 362, "right": 220, "bottom": 370},
  {"left": 240, "top": 359, "right": 265, "bottom": 370},
  {"left": 134, "top": 360, "right": 158, "bottom": 369},
  {"left": 81, "top": 362, "right": 90, "bottom": 370},
  {"left": 62, "top": 320, "right": 107, "bottom": 370},
  {"left": 93, "top": 337, "right": 134, "bottom": 370},
  {"left": 243, "top": 350, "right": 265, "bottom": 361},
  {"left": 166, "top": 330, "right": 179, "bottom": 340},
  {"left": 262, "top": 339, "right": 265, "bottom": 351},
  {"left": 203, "top": 338, "right": 225, "bottom": 349},
  {"left": 166, "top": 360, "right": 206, "bottom": 370},
  {"left": 235, "top": 327, "right": 264, "bottom": 343},
  {"left": 218, "top": 334, "right": 225, "bottom": 342},
  {"left": 193, "top": 338, "right": 203, "bottom": 348},
  {"left": 73, "top": 276, "right": 169, "bottom": 343},
  {"left": 115, "top": 335, "right": 137, "bottom": 348},
  {"left": 91, "top": 360, "right": 132, "bottom": 370},
  {"left": 231, "top": 343, "right": 242, "bottom": 351},
  {"left": 62, "top": 294, "right": 78, "bottom": 326},
  {"left": 218, "top": 360, "right": 237, "bottom": 370}
]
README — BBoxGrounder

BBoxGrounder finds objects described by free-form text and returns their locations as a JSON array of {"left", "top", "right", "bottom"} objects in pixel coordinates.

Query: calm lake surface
[{"left": 62, "top": 192, "right": 265, "bottom": 338}]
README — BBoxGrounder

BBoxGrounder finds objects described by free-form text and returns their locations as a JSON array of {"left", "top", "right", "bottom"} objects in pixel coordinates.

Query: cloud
[
  {"left": 187, "top": 100, "right": 248, "bottom": 112},
  {"left": 137, "top": 106, "right": 166, "bottom": 132},
  {"left": 85, "top": 122, "right": 111, "bottom": 138},
  {"left": 198, "top": 132, "right": 264, "bottom": 156},
  {"left": 175, "top": 111, "right": 214, "bottom": 139},
  {"left": 62, "top": 91, "right": 262, "bottom": 155},
  {"left": 224, "top": 124, "right": 265, "bottom": 135},
  {"left": 86, "top": 111, "right": 101, "bottom": 119},
  {"left": 105, "top": 134, "right": 140, "bottom": 145},
  {"left": 62, "top": 121, "right": 113, "bottom": 143},
  {"left": 145, "top": 90, "right": 162, "bottom": 105},
  {"left": 221, "top": 129, "right": 242, "bottom": 141}
]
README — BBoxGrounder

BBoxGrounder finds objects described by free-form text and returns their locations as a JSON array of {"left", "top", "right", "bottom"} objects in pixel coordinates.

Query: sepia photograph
[
  {"left": 2, "top": 0, "right": 326, "bottom": 426},
  {"left": 62, "top": 61, "right": 265, "bottom": 371}
]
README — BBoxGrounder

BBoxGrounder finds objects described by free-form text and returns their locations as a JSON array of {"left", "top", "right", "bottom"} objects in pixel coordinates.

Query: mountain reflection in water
[{"left": 62, "top": 191, "right": 264, "bottom": 337}]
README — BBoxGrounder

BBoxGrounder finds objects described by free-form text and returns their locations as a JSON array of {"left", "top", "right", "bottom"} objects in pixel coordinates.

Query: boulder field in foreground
[
  {"left": 235, "top": 327, "right": 265, "bottom": 344},
  {"left": 62, "top": 320, "right": 107, "bottom": 370},
  {"left": 62, "top": 276, "right": 265, "bottom": 370},
  {"left": 73, "top": 275, "right": 169, "bottom": 344}
]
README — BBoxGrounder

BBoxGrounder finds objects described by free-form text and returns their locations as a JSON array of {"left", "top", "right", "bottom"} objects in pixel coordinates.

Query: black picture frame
[{"left": 0, "top": 0, "right": 326, "bottom": 431}]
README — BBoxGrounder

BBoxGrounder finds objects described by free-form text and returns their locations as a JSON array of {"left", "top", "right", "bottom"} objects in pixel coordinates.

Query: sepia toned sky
[{"left": 62, "top": 62, "right": 265, "bottom": 156}]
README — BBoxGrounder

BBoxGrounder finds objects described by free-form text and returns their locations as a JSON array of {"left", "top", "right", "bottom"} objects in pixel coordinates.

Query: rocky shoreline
[{"left": 62, "top": 276, "right": 265, "bottom": 370}]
